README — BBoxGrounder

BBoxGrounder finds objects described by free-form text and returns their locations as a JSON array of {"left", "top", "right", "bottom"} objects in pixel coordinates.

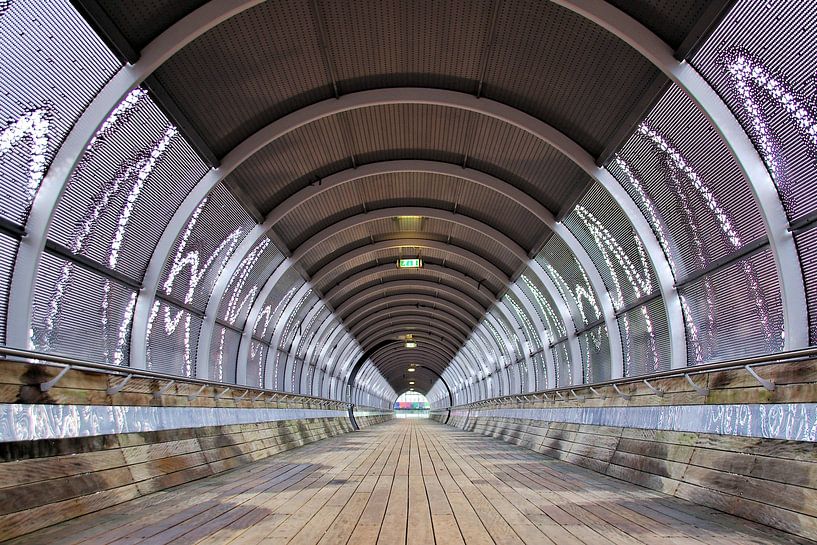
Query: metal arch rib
[
  {"left": 507, "top": 283, "right": 558, "bottom": 390},
  {"left": 350, "top": 306, "right": 473, "bottom": 338},
  {"left": 334, "top": 281, "right": 487, "bottom": 321},
  {"left": 343, "top": 294, "right": 479, "bottom": 332},
  {"left": 15, "top": 0, "right": 792, "bottom": 381},
  {"left": 328, "top": 293, "right": 482, "bottom": 374},
  {"left": 267, "top": 160, "right": 555, "bottom": 227},
  {"left": 311, "top": 237, "right": 508, "bottom": 289},
  {"left": 325, "top": 261, "right": 495, "bottom": 308},
  {"left": 263, "top": 282, "right": 312, "bottom": 389},
  {"left": 234, "top": 258, "right": 298, "bottom": 384},
  {"left": 361, "top": 334, "right": 459, "bottom": 360},
  {"left": 355, "top": 318, "right": 469, "bottom": 347},
  {"left": 554, "top": 0, "right": 806, "bottom": 350},
  {"left": 7, "top": 0, "right": 265, "bottom": 349},
  {"left": 358, "top": 328, "right": 463, "bottom": 355},
  {"left": 291, "top": 206, "right": 528, "bottom": 265},
  {"left": 130, "top": 88, "right": 656, "bottom": 373}
]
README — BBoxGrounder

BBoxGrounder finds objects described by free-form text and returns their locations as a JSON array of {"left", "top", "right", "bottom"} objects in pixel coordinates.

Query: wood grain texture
[{"left": 4, "top": 419, "right": 810, "bottom": 545}]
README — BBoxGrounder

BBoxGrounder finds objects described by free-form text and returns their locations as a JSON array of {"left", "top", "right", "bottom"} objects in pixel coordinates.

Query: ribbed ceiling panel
[
  {"left": 225, "top": 115, "right": 350, "bottom": 214},
  {"left": 605, "top": 0, "right": 711, "bottom": 50},
  {"left": 97, "top": 0, "right": 206, "bottom": 50},
  {"left": 482, "top": 0, "right": 662, "bottom": 157},
  {"left": 153, "top": 0, "right": 332, "bottom": 156},
  {"left": 318, "top": 0, "right": 492, "bottom": 94}
]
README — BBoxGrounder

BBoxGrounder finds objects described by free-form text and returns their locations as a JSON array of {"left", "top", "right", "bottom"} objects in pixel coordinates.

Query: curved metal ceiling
[{"left": 4, "top": 0, "right": 812, "bottom": 406}]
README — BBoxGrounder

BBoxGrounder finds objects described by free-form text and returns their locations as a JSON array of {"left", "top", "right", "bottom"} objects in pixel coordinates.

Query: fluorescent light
[
  {"left": 405, "top": 341, "right": 417, "bottom": 348},
  {"left": 407, "top": 367, "right": 415, "bottom": 372}
]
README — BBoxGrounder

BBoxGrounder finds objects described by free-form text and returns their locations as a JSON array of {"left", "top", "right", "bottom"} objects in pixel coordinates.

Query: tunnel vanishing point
[{"left": 1, "top": 0, "right": 817, "bottom": 543}]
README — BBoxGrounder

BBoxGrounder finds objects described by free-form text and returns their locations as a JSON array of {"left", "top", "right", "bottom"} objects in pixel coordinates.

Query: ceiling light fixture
[
  {"left": 397, "top": 258, "right": 422, "bottom": 269},
  {"left": 405, "top": 341, "right": 417, "bottom": 348}
]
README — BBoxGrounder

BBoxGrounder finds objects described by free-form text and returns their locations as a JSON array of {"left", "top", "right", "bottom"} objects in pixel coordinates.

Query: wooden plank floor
[{"left": 6, "top": 419, "right": 811, "bottom": 545}]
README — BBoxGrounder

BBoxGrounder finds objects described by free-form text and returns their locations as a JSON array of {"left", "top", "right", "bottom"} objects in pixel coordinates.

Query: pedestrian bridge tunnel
[{"left": 1, "top": 0, "right": 817, "bottom": 542}]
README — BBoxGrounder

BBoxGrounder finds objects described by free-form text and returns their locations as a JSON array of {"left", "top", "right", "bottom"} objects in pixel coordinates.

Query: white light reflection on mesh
[
  {"left": 521, "top": 275, "right": 565, "bottom": 339},
  {"left": 720, "top": 49, "right": 817, "bottom": 199},
  {"left": 575, "top": 206, "right": 658, "bottom": 373},
  {"left": 636, "top": 122, "right": 777, "bottom": 360},
  {"left": 154, "top": 197, "right": 245, "bottom": 376},
  {"left": 0, "top": 108, "right": 49, "bottom": 204},
  {"left": 39, "top": 90, "right": 174, "bottom": 366}
]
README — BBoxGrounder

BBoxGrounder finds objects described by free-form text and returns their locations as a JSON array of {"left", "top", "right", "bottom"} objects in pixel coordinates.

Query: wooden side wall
[
  {"left": 0, "top": 360, "right": 391, "bottom": 541},
  {"left": 443, "top": 360, "right": 817, "bottom": 541}
]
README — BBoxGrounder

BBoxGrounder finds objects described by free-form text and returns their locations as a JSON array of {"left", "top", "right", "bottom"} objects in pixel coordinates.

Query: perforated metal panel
[
  {"left": 537, "top": 236, "right": 602, "bottom": 328},
  {"left": 0, "top": 233, "right": 15, "bottom": 345},
  {"left": 519, "top": 272, "right": 567, "bottom": 341},
  {"left": 50, "top": 89, "right": 207, "bottom": 281},
  {"left": 31, "top": 251, "right": 136, "bottom": 365},
  {"left": 246, "top": 339, "right": 268, "bottom": 388},
  {"left": 563, "top": 183, "right": 658, "bottom": 310},
  {"left": 552, "top": 340, "right": 573, "bottom": 387},
  {"left": 96, "top": 0, "right": 205, "bottom": 51},
  {"left": 607, "top": 85, "right": 766, "bottom": 282},
  {"left": 579, "top": 324, "right": 610, "bottom": 383},
  {"left": 153, "top": 0, "right": 331, "bottom": 157},
  {"left": 483, "top": 0, "right": 661, "bottom": 157},
  {"left": 0, "top": 0, "right": 118, "bottom": 225},
  {"left": 678, "top": 247, "right": 783, "bottom": 365},
  {"left": 618, "top": 297, "right": 670, "bottom": 377},
  {"left": 252, "top": 270, "right": 304, "bottom": 343},
  {"left": 794, "top": 227, "right": 817, "bottom": 345},
  {"left": 692, "top": 0, "right": 817, "bottom": 223},
  {"left": 159, "top": 183, "right": 255, "bottom": 310},
  {"left": 209, "top": 324, "right": 239, "bottom": 383},
  {"left": 146, "top": 299, "right": 202, "bottom": 377},
  {"left": 606, "top": 0, "right": 711, "bottom": 50},
  {"left": 215, "top": 238, "right": 284, "bottom": 329}
]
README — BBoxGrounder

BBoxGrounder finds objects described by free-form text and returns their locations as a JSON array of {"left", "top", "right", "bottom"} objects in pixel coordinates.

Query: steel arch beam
[
  {"left": 358, "top": 328, "right": 465, "bottom": 358},
  {"left": 325, "top": 262, "right": 495, "bottom": 308},
  {"left": 344, "top": 294, "right": 480, "bottom": 332},
  {"left": 554, "top": 0, "right": 806, "bottom": 350},
  {"left": 355, "top": 318, "right": 469, "bottom": 346},
  {"left": 264, "top": 282, "right": 312, "bottom": 389},
  {"left": 234, "top": 258, "right": 302, "bottom": 384},
  {"left": 350, "top": 306, "right": 473, "bottom": 339},
  {"left": 312, "top": 237, "right": 508, "bottom": 290},
  {"left": 335, "top": 280, "right": 486, "bottom": 321},
  {"left": 15, "top": 0, "right": 796, "bottom": 382},
  {"left": 8, "top": 0, "right": 265, "bottom": 349},
  {"left": 291, "top": 206, "right": 528, "bottom": 265},
  {"left": 363, "top": 335, "right": 458, "bottom": 364}
]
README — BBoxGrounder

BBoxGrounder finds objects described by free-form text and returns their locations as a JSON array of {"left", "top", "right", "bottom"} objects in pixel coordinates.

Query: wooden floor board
[{"left": 6, "top": 419, "right": 812, "bottom": 545}]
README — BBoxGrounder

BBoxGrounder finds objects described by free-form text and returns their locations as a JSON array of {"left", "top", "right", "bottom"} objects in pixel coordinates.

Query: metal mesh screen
[
  {"left": 678, "top": 247, "right": 783, "bottom": 365},
  {"left": 209, "top": 324, "right": 239, "bottom": 384},
  {"left": 692, "top": 0, "right": 817, "bottom": 223},
  {"left": 795, "top": 227, "right": 817, "bottom": 345},
  {"left": 607, "top": 84, "right": 766, "bottom": 282},
  {"left": 159, "top": 183, "right": 255, "bottom": 310},
  {"left": 579, "top": 324, "right": 610, "bottom": 383},
  {"left": 246, "top": 339, "right": 268, "bottom": 388},
  {"left": 49, "top": 89, "right": 207, "bottom": 281},
  {"left": 519, "top": 272, "right": 567, "bottom": 341},
  {"left": 537, "top": 236, "right": 602, "bottom": 328},
  {"left": 215, "top": 238, "right": 284, "bottom": 330},
  {"left": 552, "top": 340, "right": 573, "bottom": 387},
  {"left": 563, "top": 183, "right": 658, "bottom": 310},
  {"left": 146, "top": 299, "right": 203, "bottom": 377},
  {"left": 0, "top": 0, "right": 118, "bottom": 226},
  {"left": 0, "top": 233, "right": 16, "bottom": 345},
  {"left": 31, "top": 251, "right": 136, "bottom": 365},
  {"left": 618, "top": 297, "right": 670, "bottom": 377}
]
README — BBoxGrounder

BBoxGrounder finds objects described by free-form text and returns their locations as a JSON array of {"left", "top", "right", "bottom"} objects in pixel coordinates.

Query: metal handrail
[
  {"left": 440, "top": 346, "right": 817, "bottom": 410},
  {"left": 0, "top": 345, "right": 351, "bottom": 407}
]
